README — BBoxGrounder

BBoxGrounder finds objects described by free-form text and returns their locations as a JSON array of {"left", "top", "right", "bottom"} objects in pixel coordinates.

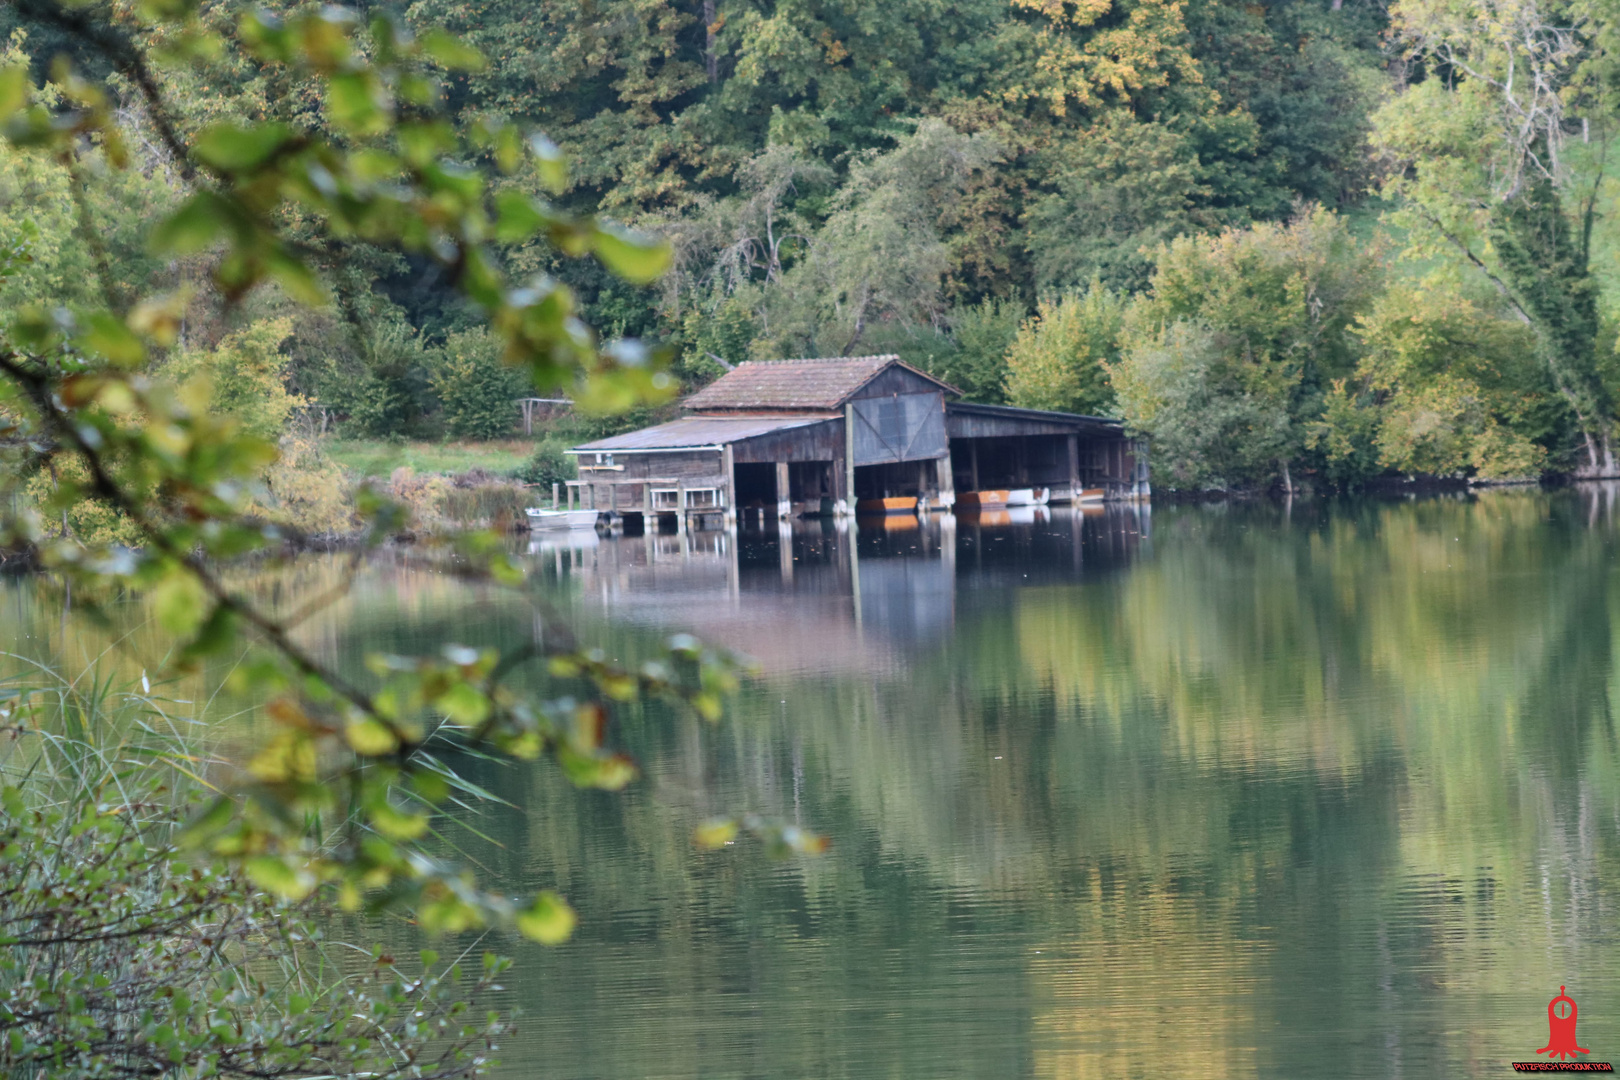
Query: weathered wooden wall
[{"left": 727, "top": 420, "right": 842, "bottom": 463}]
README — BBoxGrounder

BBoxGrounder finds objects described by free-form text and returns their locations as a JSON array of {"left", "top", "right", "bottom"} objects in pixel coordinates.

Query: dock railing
[{"left": 563, "top": 476, "right": 731, "bottom": 523}]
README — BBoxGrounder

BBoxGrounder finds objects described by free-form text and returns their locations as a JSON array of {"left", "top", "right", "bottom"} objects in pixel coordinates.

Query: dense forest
[{"left": 5, "top": 0, "right": 1620, "bottom": 489}]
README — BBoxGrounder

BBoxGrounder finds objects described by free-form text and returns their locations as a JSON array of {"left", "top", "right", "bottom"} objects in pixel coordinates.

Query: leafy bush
[
  {"left": 1354, "top": 276, "right": 1558, "bottom": 481},
  {"left": 156, "top": 319, "right": 305, "bottom": 441},
  {"left": 919, "top": 299, "right": 1023, "bottom": 405},
  {"left": 1005, "top": 285, "right": 1124, "bottom": 415},
  {"left": 256, "top": 431, "right": 357, "bottom": 535},
  {"left": 1109, "top": 320, "right": 1293, "bottom": 489},
  {"left": 430, "top": 329, "right": 527, "bottom": 440},
  {"left": 1111, "top": 207, "right": 1384, "bottom": 488},
  {"left": 319, "top": 319, "right": 441, "bottom": 439},
  {"left": 513, "top": 439, "right": 578, "bottom": 491}
]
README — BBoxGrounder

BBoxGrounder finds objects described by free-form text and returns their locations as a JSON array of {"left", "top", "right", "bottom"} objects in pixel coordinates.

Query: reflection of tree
[{"left": 11, "top": 493, "right": 1620, "bottom": 1077}]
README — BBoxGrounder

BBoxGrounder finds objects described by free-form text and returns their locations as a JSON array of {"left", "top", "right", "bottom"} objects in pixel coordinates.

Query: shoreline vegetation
[{"left": 3, "top": 400, "right": 1593, "bottom": 573}]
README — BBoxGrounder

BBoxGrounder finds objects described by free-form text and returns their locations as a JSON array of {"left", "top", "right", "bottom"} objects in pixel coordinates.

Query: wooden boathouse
[{"left": 565, "top": 355, "right": 1146, "bottom": 524}]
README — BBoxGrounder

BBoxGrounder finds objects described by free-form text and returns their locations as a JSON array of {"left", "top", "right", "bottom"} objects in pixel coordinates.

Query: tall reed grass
[{"left": 0, "top": 660, "right": 506, "bottom": 1080}]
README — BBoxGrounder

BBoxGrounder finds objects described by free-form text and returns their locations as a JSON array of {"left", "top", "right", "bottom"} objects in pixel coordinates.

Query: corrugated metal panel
[
  {"left": 850, "top": 392, "right": 947, "bottom": 465},
  {"left": 569, "top": 416, "right": 829, "bottom": 453}
]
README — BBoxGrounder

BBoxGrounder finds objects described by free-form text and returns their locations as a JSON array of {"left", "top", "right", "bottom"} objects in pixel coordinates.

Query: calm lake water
[{"left": 9, "top": 489, "right": 1620, "bottom": 1077}]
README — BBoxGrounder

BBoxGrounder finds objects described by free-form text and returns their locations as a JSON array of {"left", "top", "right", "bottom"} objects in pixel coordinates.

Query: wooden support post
[
  {"left": 552, "top": 481, "right": 559, "bottom": 509},
  {"left": 1067, "top": 434, "right": 1080, "bottom": 504},
  {"left": 775, "top": 460, "right": 791, "bottom": 520},
  {"left": 721, "top": 444, "right": 736, "bottom": 527},
  {"left": 643, "top": 480, "right": 652, "bottom": 528},
  {"left": 935, "top": 455, "right": 955, "bottom": 510},
  {"left": 842, "top": 404, "right": 856, "bottom": 516},
  {"left": 676, "top": 480, "right": 687, "bottom": 534},
  {"left": 567, "top": 483, "right": 575, "bottom": 511}
]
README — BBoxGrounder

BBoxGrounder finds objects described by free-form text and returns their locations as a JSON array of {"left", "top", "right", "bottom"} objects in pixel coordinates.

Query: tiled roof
[
  {"left": 683, "top": 356, "right": 957, "bottom": 411},
  {"left": 569, "top": 416, "right": 834, "bottom": 453}
]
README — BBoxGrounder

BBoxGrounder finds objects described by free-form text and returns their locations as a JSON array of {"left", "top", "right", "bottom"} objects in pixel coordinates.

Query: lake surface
[{"left": 9, "top": 489, "right": 1620, "bottom": 1077}]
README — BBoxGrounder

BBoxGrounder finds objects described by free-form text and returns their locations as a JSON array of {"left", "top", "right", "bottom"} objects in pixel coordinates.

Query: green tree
[
  {"left": 762, "top": 119, "right": 1001, "bottom": 356},
  {"left": 316, "top": 315, "right": 441, "bottom": 438},
  {"left": 1023, "top": 114, "right": 1206, "bottom": 293},
  {"left": 157, "top": 319, "right": 303, "bottom": 441},
  {"left": 1351, "top": 273, "right": 1560, "bottom": 479},
  {"left": 1109, "top": 319, "right": 1294, "bottom": 488},
  {"left": 1111, "top": 206, "right": 1383, "bottom": 488},
  {"left": 1373, "top": 0, "right": 1618, "bottom": 473},
  {"left": 920, "top": 298, "right": 1025, "bottom": 404},
  {"left": 431, "top": 327, "right": 526, "bottom": 439},
  {"left": 1004, "top": 285, "right": 1123, "bottom": 414}
]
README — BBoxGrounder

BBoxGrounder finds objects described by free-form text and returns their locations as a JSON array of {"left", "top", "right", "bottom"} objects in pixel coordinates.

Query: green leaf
[
  {"left": 345, "top": 718, "right": 399, "bottom": 756},
  {"left": 515, "top": 890, "right": 575, "bottom": 945},
  {"left": 153, "top": 572, "right": 209, "bottom": 636},
  {"left": 693, "top": 818, "right": 739, "bottom": 849},
  {"left": 368, "top": 800, "right": 429, "bottom": 840},
  {"left": 327, "top": 71, "right": 388, "bottom": 135},
  {"left": 419, "top": 29, "right": 487, "bottom": 71},
  {"left": 411, "top": 770, "right": 451, "bottom": 803},
  {"left": 557, "top": 747, "right": 639, "bottom": 790},
  {"left": 150, "top": 193, "right": 234, "bottom": 255},
  {"left": 175, "top": 796, "right": 235, "bottom": 848},
  {"left": 264, "top": 245, "right": 326, "bottom": 304},
  {"left": 435, "top": 682, "right": 489, "bottom": 726},
  {"left": 178, "top": 605, "right": 239, "bottom": 664},
  {"left": 591, "top": 222, "right": 671, "bottom": 284},
  {"left": 244, "top": 855, "right": 316, "bottom": 900},
  {"left": 77, "top": 313, "right": 146, "bottom": 367},
  {"left": 0, "top": 67, "right": 27, "bottom": 125},
  {"left": 528, "top": 134, "right": 567, "bottom": 195},
  {"left": 248, "top": 729, "right": 317, "bottom": 784},
  {"left": 239, "top": 8, "right": 293, "bottom": 62},
  {"left": 194, "top": 122, "right": 293, "bottom": 172},
  {"left": 493, "top": 190, "right": 547, "bottom": 243}
]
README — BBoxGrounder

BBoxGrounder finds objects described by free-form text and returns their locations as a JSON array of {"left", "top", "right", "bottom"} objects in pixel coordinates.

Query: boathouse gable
[{"left": 682, "top": 355, "right": 955, "bottom": 414}]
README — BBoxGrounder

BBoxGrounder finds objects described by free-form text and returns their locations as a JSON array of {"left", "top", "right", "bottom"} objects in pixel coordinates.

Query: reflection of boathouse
[
  {"left": 566, "top": 356, "right": 1148, "bottom": 523},
  {"left": 530, "top": 506, "right": 1150, "bottom": 676}
]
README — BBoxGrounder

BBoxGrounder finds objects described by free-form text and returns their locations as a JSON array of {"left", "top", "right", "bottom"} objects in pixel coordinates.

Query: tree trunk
[{"left": 1492, "top": 176, "right": 1617, "bottom": 476}]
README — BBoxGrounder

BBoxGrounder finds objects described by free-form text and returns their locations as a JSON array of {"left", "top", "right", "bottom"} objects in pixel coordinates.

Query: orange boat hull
[
  {"left": 856, "top": 496, "right": 919, "bottom": 514},
  {"left": 955, "top": 490, "right": 1011, "bottom": 507}
]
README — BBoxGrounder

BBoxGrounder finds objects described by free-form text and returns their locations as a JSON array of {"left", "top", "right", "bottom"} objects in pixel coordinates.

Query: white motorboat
[
  {"left": 1004, "top": 487, "right": 1050, "bottom": 506},
  {"left": 956, "top": 486, "right": 1050, "bottom": 508},
  {"left": 525, "top": 507, "right": 601, "bottom": 531}
]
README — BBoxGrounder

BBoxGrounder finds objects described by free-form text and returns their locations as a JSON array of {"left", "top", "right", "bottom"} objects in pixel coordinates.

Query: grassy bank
[{"left": 324, "top": 438, "right": 536, "bottom": 477}]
